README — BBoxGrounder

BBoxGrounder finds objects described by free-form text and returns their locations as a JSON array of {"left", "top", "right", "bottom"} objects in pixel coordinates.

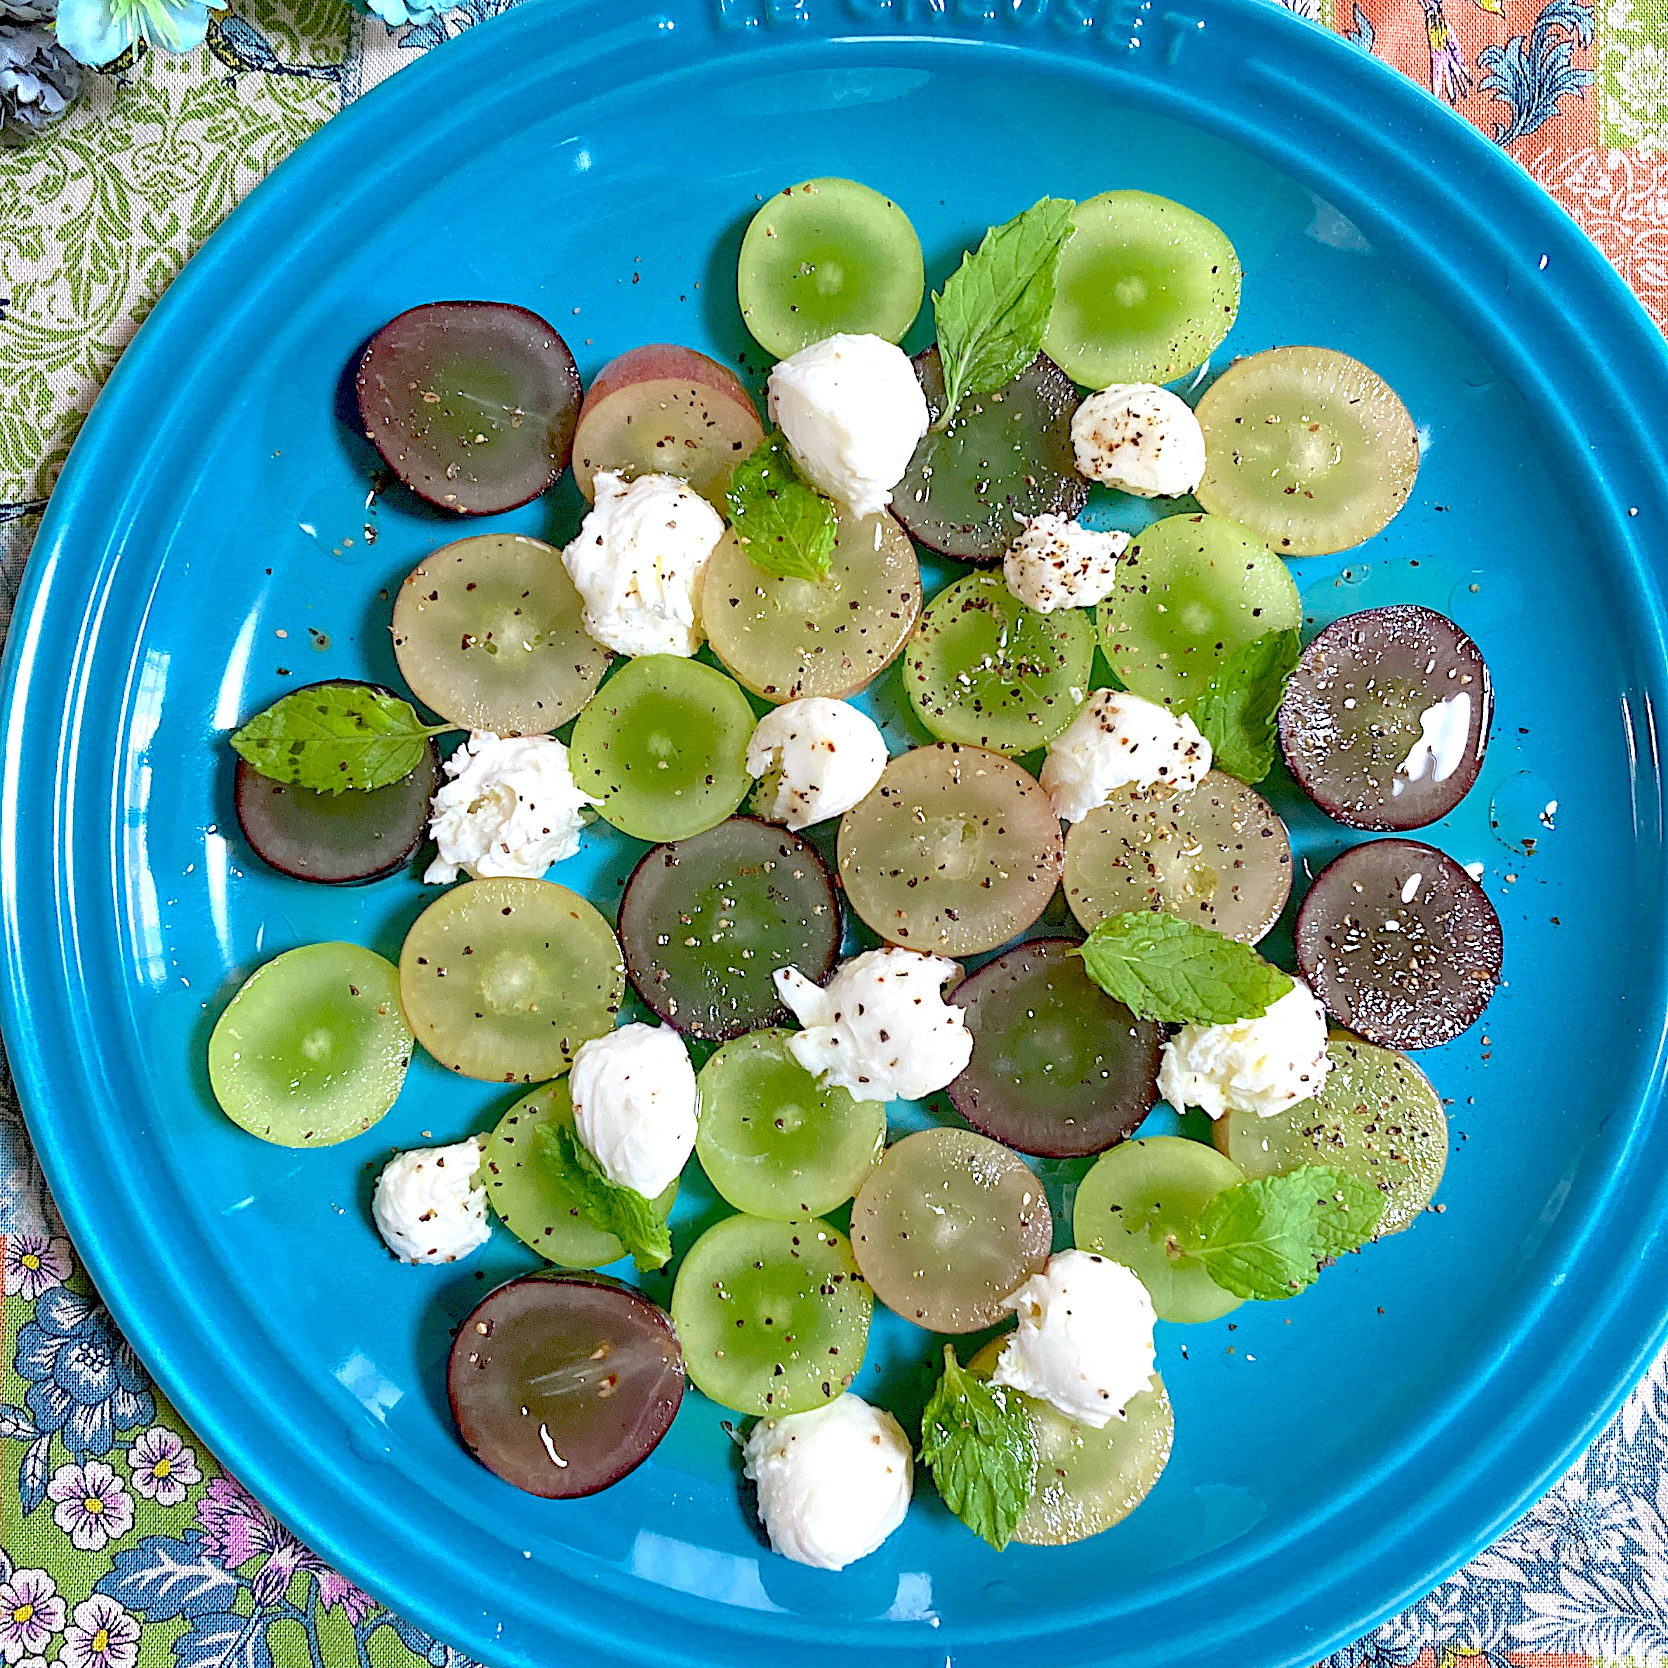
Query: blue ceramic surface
[{"left": 5, "top": 3, "right": 1668, "bottom": 1666}]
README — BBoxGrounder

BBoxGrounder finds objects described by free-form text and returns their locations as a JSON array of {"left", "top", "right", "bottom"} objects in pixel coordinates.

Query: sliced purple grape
[
  {"left": 356, "top": 302, "right": 582, "bottom": 515},
  {"left": 617, "top": 816, "right": 840, "bottom": 1041},
  {"left": 1295, "top": 838, "right": 1502, "bottom": 1049},
  {"left": 233, "top": 681, "right": 437, "bottom": 884},
  {"left": 892, "top": 348, "right": 1087, "bottom": 564},
  {"left": 448, "top": 1271, "right": 684, "bottom": 1499},
  {"left": 1280, "top": 605, "right": 1492, "bottom": 832},
  {"left": 947, "top": 938, "right": 1161, "bottom": 1158}
]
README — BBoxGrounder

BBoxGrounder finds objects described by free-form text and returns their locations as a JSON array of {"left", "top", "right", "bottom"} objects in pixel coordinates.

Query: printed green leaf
[
  {"left": 1077, "top": 911, "right": 1293, "bottom": 1025},
  {"left": 1187, "top": 629, "right": 1302, "bottom": 784},
  {"left": 725, "top": 431, "right": 838, "bottom": 581},
  {"left": 918, "top": 1345, "right": 1038, "bottom": 1551},
  {"left": 1192, "top": 1168, "right": 1384, "bottom": 1300},
  {"left": 229, "top": 684, "right": 448, "bottom": 795},
  {"left": 533, "top": 1122, "right": 673, "bottom": 1273}
]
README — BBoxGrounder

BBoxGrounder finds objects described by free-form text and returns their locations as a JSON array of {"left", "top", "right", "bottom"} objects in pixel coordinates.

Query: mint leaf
[
  {"left": 726, "top": 431, "right": 837, "bottom": 581},
  {"left": 1187, "top": 629, "right": 1301, "bottom": 784},
  {"left": 1192, "top": 1168, "right": 1384, "bottom": 1300},
  {"left": 230, "top": 684, "right": 448, "bottom": 795},
  {"left": 1077, "top": 911, "right": 1292, "bottom": 1025},
  {"left": 533, "top": 1122, "right": 672, "bottom": 1273},
  {"left": 932, "top": 197, "right": 1076, "bottom": 429},
  {"left": 918, "top": 1345, "right": 1038, "bottom": 1551}
]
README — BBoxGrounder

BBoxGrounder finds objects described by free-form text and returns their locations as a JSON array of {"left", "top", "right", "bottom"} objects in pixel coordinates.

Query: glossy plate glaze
[{"left": 3, "top": 3, "right": 1666, "bottom": 1667}]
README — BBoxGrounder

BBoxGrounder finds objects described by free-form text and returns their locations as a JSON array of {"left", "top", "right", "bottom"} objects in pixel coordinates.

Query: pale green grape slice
[
  {"left": 670, "top": 1214, "right": 871, "bottom": 1415},
  {"left": 695, "top": 1030, "right": 885, "bottom": 1219},
  {"left": 1044, "top": 190, "right": 1240, "bottom": 388},
  {"left": 969, "top": 1340, "right": 1173, "bottom": 1545},
  {"left": 1096, "top": 512, "right": 1300, "bottom": 709},
  {"left": 568, "top": 656, "right": 755, "bottom": 843},
  {"left": 208, "top": 942, "right": 411, "bottom": 1147},
  {"left": 1214, "top": 1032, "right": 1444, "bottom": 1235},
  {"left": 738, "top": 177, "right": 925, "bottom": 357},
  {"left": 903, "top": 570, "right": 1093, "bottom": 755},
  {"left": 392, "top": 535, "right": 610, "bottom": 733},
  {"left": 398, "top": 877, "right": 622, "bottom": 1083},
  {"left": 1195, "top": 346, "right": 1420, "bottom": 555},
  {"left": 482, "top": 1078, "right": 676, "bottom": 1267},
  {"left": 1073, "top": 1135, "right": 1245, "bottom": 1324}
]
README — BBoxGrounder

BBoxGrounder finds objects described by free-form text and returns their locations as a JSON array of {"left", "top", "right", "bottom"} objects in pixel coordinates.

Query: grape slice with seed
[
  {"left": 838, "top": 743, "right": 1064, "bottom": 957},
  {"left": 398, "top": 877, "right": 623, "bottom": 1083},
  {"left": 1279, "top": 605, "right": 1491, "bottom": 832},
  {"left": 1195, "top": 346, "right": 1419, "bottom": 555},
  {"left": 208, "top": 942, "right": 412, "bottom": 1147},
  {"left": 448, "top": 1271, "right": 684, "bottom": 1498},
  {"left": 617, "top": 816, "right": 840, "bottom": 1041},
  {"left": 903, "top": 569, "right": 1093, "bottom": 756},
  {"left": 1295, "top": 838, "right": 1502, "bottom": 1050},
  {"left": 1063, "top": 769, "right": 1292, "bottom": 943},
  {"left": 670, "top": 1214, "right": 871, "bottom": 1416},
  {"left": 850, "top": 1128, "right": 1052, "bottom": 1334},
  {"left": 1073, "top": 1135, "right": 1245, "bottom": 1324},
  {"left": 947, "top": 938, "right": 1161, "bottom": 1159}
]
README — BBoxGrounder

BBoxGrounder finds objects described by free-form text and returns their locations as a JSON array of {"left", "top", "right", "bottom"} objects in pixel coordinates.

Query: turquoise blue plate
[{"left": 5, "top": 2, "right": 1667, "bottom": 1666}]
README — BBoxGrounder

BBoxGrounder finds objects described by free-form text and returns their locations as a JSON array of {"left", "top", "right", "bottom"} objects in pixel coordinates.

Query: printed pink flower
[
  {"left": 58, "top": 1597, "right": 138, "bottom": 1668},
  {"left": 2, "top": 1236, "right": 72, "bottom": 1301},
  {"left": 126, "top": 1427, "right": 200, "bottom": 1507},
  {"left": 46, "top": 1461, "right": 134, "bottom": 1552},
  {"left": 0, "top": 1570, "right": 65, "bottom": 1665},
  {"left": 196, "top": 1476, "right": 374, "bottom": 1622}
]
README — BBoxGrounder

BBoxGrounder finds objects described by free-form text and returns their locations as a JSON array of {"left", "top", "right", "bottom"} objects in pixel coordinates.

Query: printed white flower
[
  {"left": 58, "top": 1597, "right": 139, "bottom": 1668},
  {"left": 46, "top": 1461, "right": 133, "bottom": 1552},
  {"left": 0, "top": 1569, "right": 64, "bottom": 1664},
  {"left": 126, "top": 1426, "right": 201, "bottom": 1507}
]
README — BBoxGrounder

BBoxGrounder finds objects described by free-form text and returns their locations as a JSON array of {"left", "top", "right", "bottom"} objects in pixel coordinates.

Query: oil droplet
[{"left": 1488, "top": 771, "right": 1556, "bottom": 855}]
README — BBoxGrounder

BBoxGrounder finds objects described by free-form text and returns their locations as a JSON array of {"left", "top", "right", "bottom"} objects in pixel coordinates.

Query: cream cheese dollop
[
  {"left": 1040, "top": 689, "right": 1212, "bottom": 823},
  {"left": 746, "top": 698, "right": 889, "bottom": 831},
  {"left": 1071, "top": 384, "right": 1207, "bottom": 499},
  {"left": 774, "top": 947, "right": 972, "bottom": 1104},
  {"left": 1393, "top": 691, "right": 1473, "bottom": 798},
  {"left": 561, "top": 470, "right": 724, "bottom": 657},
  {"left": 371, "top": 1138, "right": 490, "bottom": 1265},
  {"left": 1158, "top": 979, "right": 1332, "bottom": 1120},
  {"left": 569, "top": 1023, "right": 699, "bottom": 1198},
  {"left": 743, "top": 1395, "right": 913, "bottom": 1570},
  {"left": 1002, "top": 513, "right": 1131, "bottom": 614},
  {"left": 424, "top": 731, "right": 599, "bottom": 884}
]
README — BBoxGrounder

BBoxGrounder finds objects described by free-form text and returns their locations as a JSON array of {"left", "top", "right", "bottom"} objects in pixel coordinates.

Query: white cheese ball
[
  {"left": 742, "top": 1395, "right": 913, "bottom": 1571},
  {"left": 1040, "top": 689, "right": 1212, "bottom": 824},
  {"left": 371, "top": 1138, "right": 490, "bottom": 1265},
  {"left": 1158, "top": 979, "right": 1332, "bottom": 1120},
  {"left": 746, "top": 698, "right": 889, "bottom": 832},
  {"left": 992, "top": 1250, "right": 1157, "bottom": 1428},
  {"left": 1002, "top": 513, "right": 1130, "bottom": 614},
  {"left": 561, "top": 470, "right": 724, "bottom": 657},
  {"left": 569, "top": 1023, "right": 699, "bottom": 1198},
  {"left": 768, "top": 333, "right": 929, "bottom": 517},
  {"left": 423, "top": 731, "right": 599, "bottom": 885},
  {"left": 774, "top": 946, "right": 972, "bottom": 1104},
  {"left": 1071, "top": 384, "right": 1206, "bottom": 499}
]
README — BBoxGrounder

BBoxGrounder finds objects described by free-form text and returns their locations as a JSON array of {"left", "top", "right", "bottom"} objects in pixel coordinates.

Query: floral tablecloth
[{"left": 2, "top": 0, "right": 1666, "bottom": 1662}]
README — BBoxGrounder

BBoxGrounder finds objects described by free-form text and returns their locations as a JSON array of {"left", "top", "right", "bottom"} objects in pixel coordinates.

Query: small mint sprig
[
  {"left": 918, "top": 1345, "right": 1038, "bottom": 1552},
  {"left": 1185, "top": 628, "right": 1302, "bottom": 785},
  {"left": 1077, "top": 911, "right": 1292, "bottom": 1026},
  {"left": 533, "top": 1122, "right": 672, "bottom": 1273},
  {"left": 1192, "top": 1168, "right": 1384, "bottom": 1300},
  {"left": 230, "top": 684, "right": 449, "bottom": 796},
  {"left": 726, "top": 431, "right": 837, "bottom": 581}
]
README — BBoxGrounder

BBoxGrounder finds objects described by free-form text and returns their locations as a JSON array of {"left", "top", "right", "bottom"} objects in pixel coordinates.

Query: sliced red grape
[
  {"left": 1280, "top": 606, "right": 1492, "bottom": 831},
  {"left": 356, "top": 302, "right": 581, "bottom": 515},
  {"left": 448, "top": 1271, "right": 684, "bottom": 1498},
  {"left": 617, "top": 816, "right": 841, "bottom": 1041},
  {"left": 947, "top": 939, "right": 1161, "bottom": 1158},
  {"left": 892, "top": 348, "right": 1087, "bottom": 564},
  {"left": 1295, "top": 839, "right": 1501, "bottom": 1049}
]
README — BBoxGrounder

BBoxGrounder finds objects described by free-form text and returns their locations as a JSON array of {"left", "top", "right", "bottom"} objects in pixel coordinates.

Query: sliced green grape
[
  {"left": 968, "top": 1340, "right": 1173, "bottom": 1545},
  {"left": 695, "top": 1030, "right": 886, "bottom": 1219},
  {"left": 701, "top": 509, "right": 921, "bottom": 702},
  {"left": 1062, "top": 770, "right": 1292, "bottom": 943},
  {"left": 1043, "top": 191, "right": 1241, "bottom": 388},
  {"left": 1073, "top": 1136, "right": 1245, "bottom": 1324},
  {"left": 482, "top": 1079, "right": 677, "bottom": 1267},
  {"left": 1195, "top": 347, "right": 1420, "bottom": 555},
  {"left": 903, "top": 570, "right": 1093, "bottom": 755},
  {"left": 738, "top": 177, "right": 924, "bottom": 357},
  {"left": 1215, "top": 1033, "right": 1446, "bottom": 1235},
  {"left": 670, "top": 1214, "right": 871, "bottom": 1415},
  {"left": 568, "top": 656, "right": 755, "bottom": 843},
  {"left": 1097, "top": 513, "right": 1300, "bottom": 709},
  {"left": 392, "top": 534, "right": 610, "bottom": 734},
  {"left": 208, "top": 942, "right": 411, "bottom": 1147},
  {"left": 398, "top": 878, "right": 622, "bottom": 1083}
]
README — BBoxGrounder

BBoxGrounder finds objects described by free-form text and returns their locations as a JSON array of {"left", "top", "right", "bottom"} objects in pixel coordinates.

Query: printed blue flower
[
  {"left": 53, "top": 0, "right": 210, "bottom": 67},
  {"left": 359, "top": 0, "right": 438, "bottom": 32},
  {"left": 14, "top": 1286, "right": 154, "bottom": 1457}
]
